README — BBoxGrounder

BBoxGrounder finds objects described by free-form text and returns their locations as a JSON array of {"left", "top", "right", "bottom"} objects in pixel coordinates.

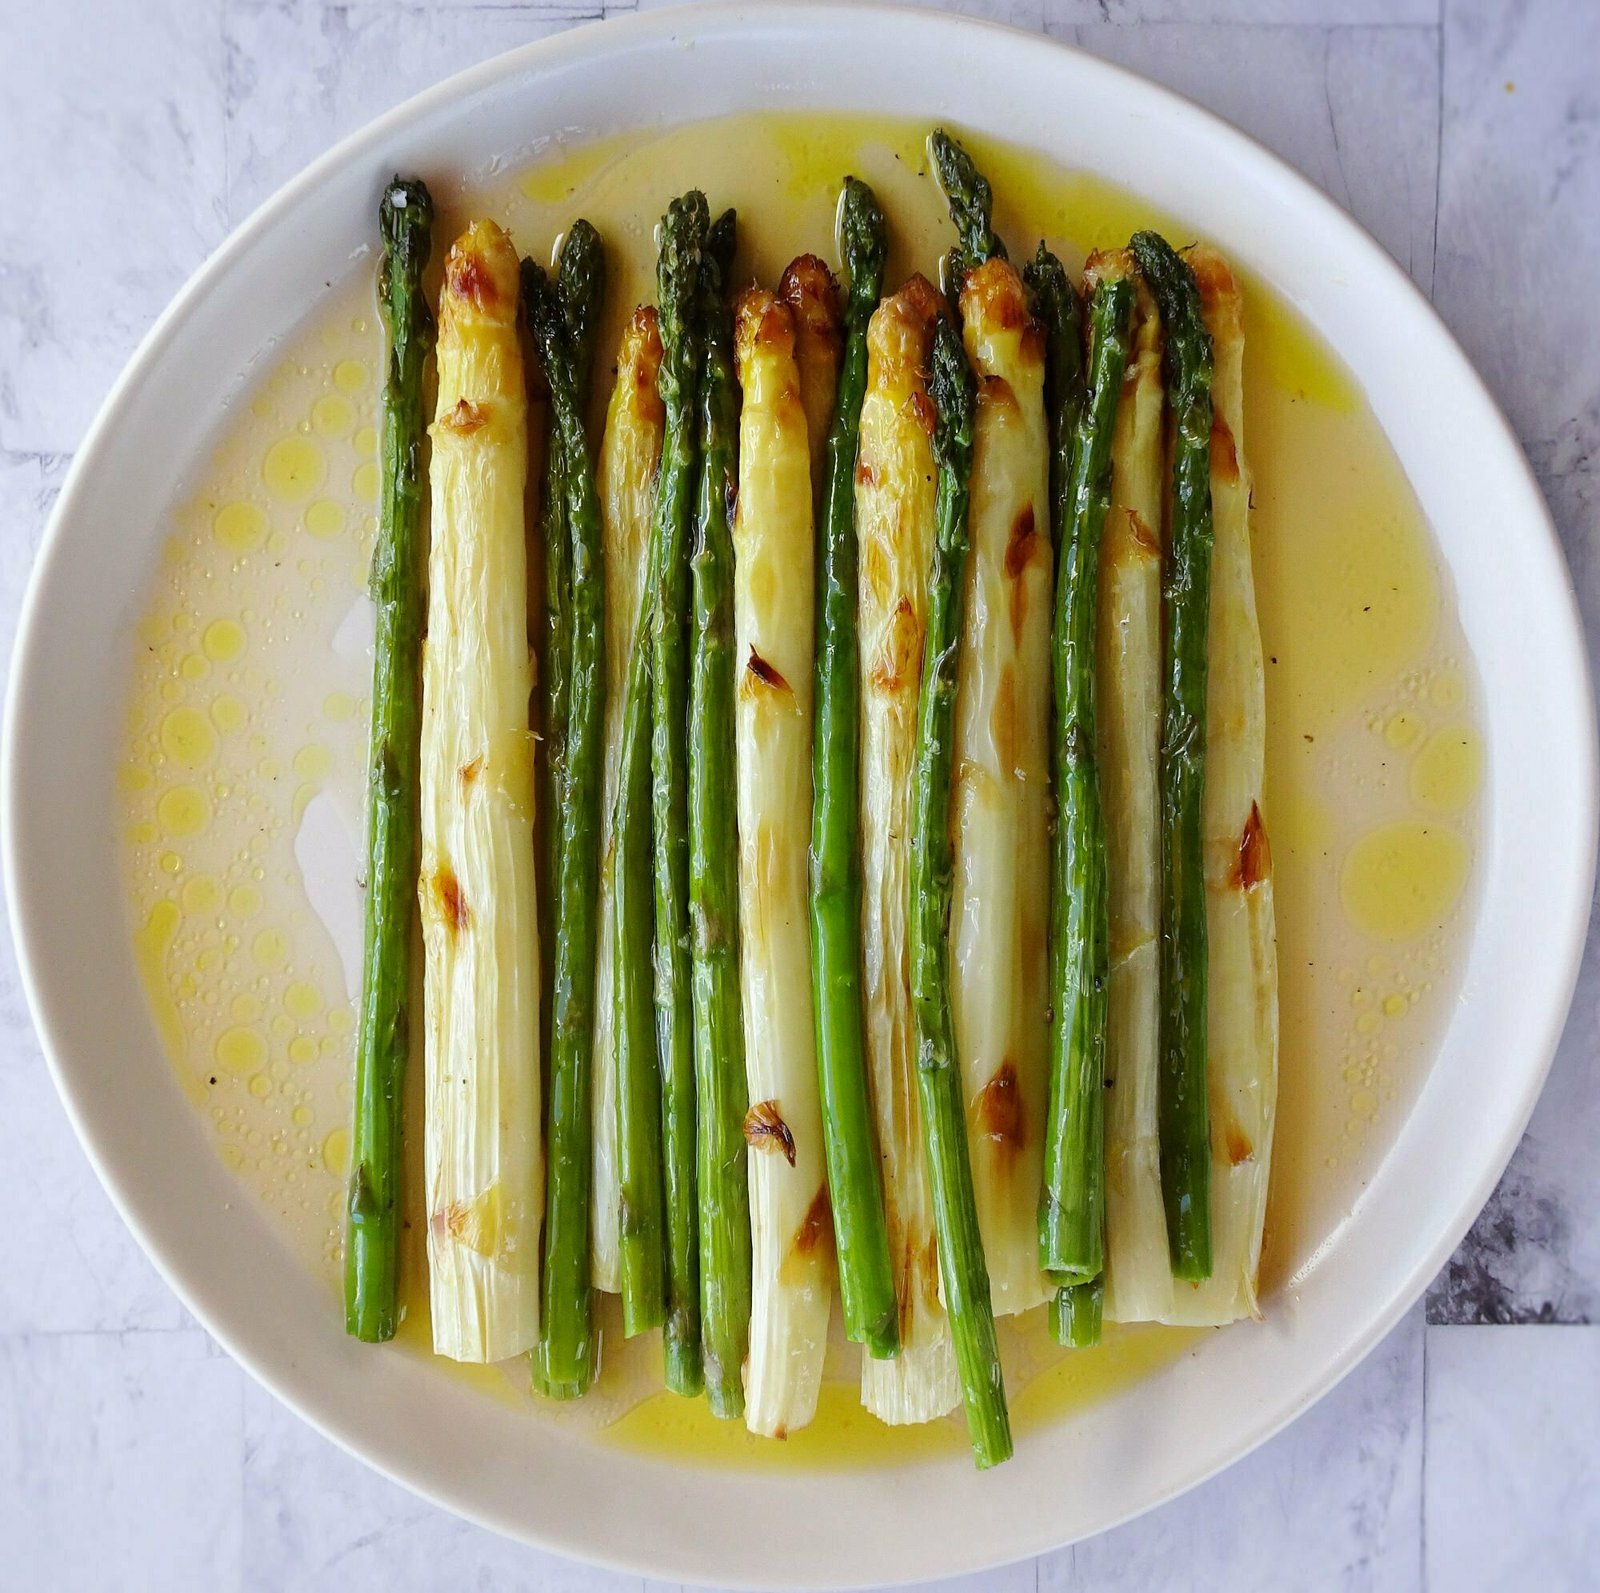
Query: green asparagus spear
[
  {"left": 1025, "top": 244, "right": 1085, "bottom": 555},
  {"left": 929, "top": 128, "right": 1007, "bottom": 293},
  {"left": 523, "top": 237, "right": 608, "bottom": 1398},
  {"left": 1130, "top": 229, "right": 1216, "bottom": 1283},
  {"left": 1035, "top": 264, "right": 1135, "bottom": 1328},
  {"left": 910, "top": 317, "right": 1012, "bottom": 1470},
  {"left": 344, "top": 176, "right": 434, "bottom": 1343},
  {"left": 807, "top": 178, "right": 899, "bottom": 1362},
  {"left": 688, "top": 209, "right": 752, "bottom": 1419},
  {"left": 1051, "top": 1275, "right": 1104, "bottom": 1349},
  {"left": 650, "top": 192, "right": 711, "bottom": 1394}
]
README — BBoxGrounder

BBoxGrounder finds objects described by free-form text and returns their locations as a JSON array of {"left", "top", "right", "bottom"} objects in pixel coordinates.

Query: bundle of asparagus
[{"left": 341, "top": 133, "right": 1279, "bottom": 1469}]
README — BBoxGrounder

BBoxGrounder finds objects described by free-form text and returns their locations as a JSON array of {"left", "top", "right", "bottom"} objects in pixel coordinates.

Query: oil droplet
[
  {"left": 180, "top": 653, "right": 210, "bottom": 683},
  {"left": 354, "top": 425, "right": 378, "bottom": 456},
  {"left": 284, "top": 981, "right": 323, "bottom": 1019},
  {"left": 159, "top": 680, "right": 185, "bottom": 705},
  {"left": 216, "top": 1025, "right": 267, "bottom": 1077},
  {"left": 214, "top": 501, "right": 267, "bottom": 553},
  {"left": 249, "top": 1073, "right": 273, "bottom": 1098},
  {"left": 160, "top": 707, "right": 217, "bottom": 770},
  {"left": 211, "top": 694, "right": 246, "bottom": 734},
  {"left": 289, "top": 1036, "right": 319, "bottom": 1066},
  {"left": 322, "top": 1126, "right": 350, "bottom": 1177},
  {"left": 1382, "top": 993, "right": 1408, "bottom": 1018},
  {"left": 1430, "top": 669, "right": 1465, "bottom": 710},
  {"left": 305, "top": 499, "right": 346, "bottom": 540},
  {"left": 352, "top": 461, "right": 380, "bottom": 503},
  {"left": 127, "top": 820, "right": 159, "bottom": 846},
  {"left": 219, "top": 1144, "right": 245, "bottom": 1171},
  {"left": 230, "top": 993, "right": 261, "bottom": 1023},
  {"left": 292, "top": 1104, "right": 313, "bottom": 1128},
  {"left": 228, "top": 885, "right": 263, "bottom": 919},
  {"left": 118, "top": 761, "right": 152, "bottom": 793},
  {"left": 293, "top": 743, "right": 333, "bottom": 782},
  {"left": 252, "top": 928, "right": 289, "bottom": 968},
  {"left": 131, "top": 900, "right": 187, "bottom": 1076},
  {"left": 1384, "top": 710, "right": 1423, "bottom": 749},
  {"left": 180, "top": 874, "right": 219, "bottom": 916},
  {"left": 202, "top": 619, "right": 246, "bottom": 663},
  {"left": 157, "top": 785, "right": 210, "bottom": 837},
  {"left": 197, "top": 946, "right": 224, "bottom": 973},
  {"left": 311, "top": 393, "right": 354, "bottom": 436},
  {"left": 333, "top": 359, "right": 368, "bottom": 392},
  {"left": 1351, "top": 1089, "right": 1379, "bottom": 1117},
  {"left": 158, "top": 851, "right": 181, "bottom": 874},
  {"left": 1341, "top": 821, "right": 1470, "bottom": 941},
  {"left": 263, "top": 436, "right": 326, "bottom": 502},
  {"left": 322, "top": 691, "right": 355, "bottom": 721},
  {"left": 328, "top": 1008, "right": 353, "bottom": 1035},
  {"left": 1410, "top": 725, "right": 1483, "bottom": 815},
  {"left": 1355, "top": 1012, "right": 1379, "bottom": 1037}
]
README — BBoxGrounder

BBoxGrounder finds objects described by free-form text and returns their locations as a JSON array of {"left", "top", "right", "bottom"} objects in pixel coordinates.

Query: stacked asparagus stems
[{"left": 342, "top": 129, "right": 1278, "bottom": 1469}]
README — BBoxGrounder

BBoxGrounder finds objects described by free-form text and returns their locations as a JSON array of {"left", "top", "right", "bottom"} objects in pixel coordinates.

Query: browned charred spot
[
  {"left": 625, "top": 306, "right": 666, "bottom": 420},
  {"left": 1188, "top": 245, "right": 1238, "bottom": 313},
  {"left": 980, "top": 373, "right": 1020, "bottom": 414},
  {"left": 772, "top": 1423, "right": 789, "bottom": 1441},
  {"left": 1211, "top": 418, "right": 1240, "bottom": 483},
  {"left": 744, "top": 1099, "right": 796, "bottom": 1166},
  {"left": 855, "top": 460, "right": 879, "bottom": 489},
  {"left": 960, "top": 256, "right": 1028, "bottom": 334},
  {"left": 909, "top": 388, "right": 937, "bottom": 437},
  {"left": 898, "top": 271, "right": 946, "bottom": 329},
  {"left": 871, "top": 596, "right": 922, "bottom": 695},
  {"left": 1223, "top": 1120, "right": 1254, "bottom": 1166},
  {"left": 991, "top": 665, "right": 1018, "bottom": 774},
  {"left": 735, "top": 287, "right": 793, "bottom": 366},
  {"left": 779, "top": 254, "right": 842, "bottom": 337},
  {"left": 446, "top": 249, "right": 495, "bottom": 311},
  {"left": 433, "top": 865, "right": 469, "bottom": 937},
  {"left": 1082, "top": 248, "right": 1131, "bottom": 292},
  {"left": 975, "top": 1059, "right": 1024, "bottom": 1156},
  {"left": 1128, "top": 507, "right": 1161, "bottom": 557},
  {"left": 440, "top": 398, "right": 486, "bottom": 436},
  {"left": 793, "top": 1184, "right": 832, "bottom": 1255},
  {"left": 1005, "top": 504, "right": 1038, "bottom": 580},
  {"left": 459, "top": 755, "right": 484, "bottom": 789},
  {"left": 921, "top": 1231, "right": 942, "bottom": 1306},
  {"left": 746, "top": 648, "right": 791, "bottom": 694},
  {"left": 1233, "top": 802, "right": 1272, "bottom": 889}
]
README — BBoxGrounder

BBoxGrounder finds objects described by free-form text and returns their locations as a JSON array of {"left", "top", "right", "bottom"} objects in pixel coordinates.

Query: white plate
[{"left": 4, "top": 5, "right": 1595, "bottom": 1585}]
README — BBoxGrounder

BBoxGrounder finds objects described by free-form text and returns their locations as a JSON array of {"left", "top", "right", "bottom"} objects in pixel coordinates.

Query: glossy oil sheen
[{"left": 117, "top": 111, "right": 1482, "bottom": 1466}]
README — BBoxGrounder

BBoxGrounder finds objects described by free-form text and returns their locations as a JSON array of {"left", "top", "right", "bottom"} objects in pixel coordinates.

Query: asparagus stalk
[
  {"left": 808, "top": 181, "right": 900, "bottom": 1362},
  {"left": 733, "top": 287, "right": 832, "bottom": 1438},
  {"left": 524, "top": 238, "right": 607, "bottom": 1397},
  {"left": 1130, "top": 230, "right": 1216, "bottom": 1282},
  {"left": 1088, "top": 263, "right": 1172, "bottom": 1324},
  {"left": 650, "top": 192, "right": 711, "bottom": 1393},
  {"left": 420, "top": 220, "right": 541, "bottom": 1362},
  {"left": 1172, "top": 245, "right": 1278, "bottom": 1324},
  {"left": 858, "top": 276, "right": 958, "bottom": 1422},
  {"left": 689, "top": 209, "right": 753, "bottom": 1419},
  {"left": 929, "top": 128, "right": 1007, "bottom": 293},
  {"left": 600, "top": 310, "right": 668, "bottom": 1324},
  {"left": 778, "top": 254, "right": 843, "bottom": 505},
  {"left": 910, "top": 317, "right": 1011, "bottom": 1470},
  {"left": 1036, "top": 257, "right": 1135, "bottom": 1333},
  {"left": 345, "top": 176, "right": 434, "bottom": 1343}
]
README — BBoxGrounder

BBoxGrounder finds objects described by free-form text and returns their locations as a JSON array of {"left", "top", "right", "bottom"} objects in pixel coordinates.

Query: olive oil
[{"left": 119, "top": 112, "right": 1483, "bottom": 1465}]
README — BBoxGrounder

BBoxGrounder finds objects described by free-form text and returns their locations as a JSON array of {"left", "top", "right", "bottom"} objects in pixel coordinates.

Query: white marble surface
[{"left": 2, "top": 0, "right": 1597, "bottom": 1587}]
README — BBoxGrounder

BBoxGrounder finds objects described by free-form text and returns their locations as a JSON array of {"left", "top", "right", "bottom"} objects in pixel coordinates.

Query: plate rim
[{"left": 4, "top": 2, "right": 1596, "bottom": 1583}]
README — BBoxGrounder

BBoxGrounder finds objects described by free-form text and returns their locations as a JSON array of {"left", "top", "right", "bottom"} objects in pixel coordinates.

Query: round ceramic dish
[{"left": 4, "top": 5, "right": 1594, "bottom": 1585}]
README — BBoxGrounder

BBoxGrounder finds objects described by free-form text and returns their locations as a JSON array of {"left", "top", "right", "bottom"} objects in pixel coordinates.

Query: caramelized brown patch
[
  {"left": 991, "top": 665, "right": 1018, "bottom": 775},
  {"left": 791, "top": 1184, "right": 832, "bottom": 1256},
  {"left": 779, "top": 254, "right": 842, "bottom": 339},
  {"left": 1082, "top": 248, "right": 1132, "bottom": 293},
  {"left": 1005, "top": 504, "right": 1039, "bottom": 580},
  {"left": 446, "top": 249, "right": 495, "bottom": 311},
  {"left": 1188, "top": 245, "right": 1238, "bottom": 314},
  {"left": 898, "top": 271, "right": 946, "bottom": 330},
  {"left": 459, "top": 755, "right": 484, "bottom": 789},
  {"left": 743, "top": 1100, "right": 796, "bottom": 1165},
  {"left": 974, "top": 1059, "right": 1024, "bottom": 1157},
  {"left": 908, "top": 388, "right": 937, "bottom": 437},
  {"left": 1223, "top": 1120, "right": 1254, "bottom": 1166},
  {"left": 855, "top": 460, "right": 879, "bottom": 489},
  {"left": 871, "top": 596, "right": 922, "bottom": 696},
  {"left": 746, "top": 648, "right": 791, "bottom": 694},
  {"left": 433, "top": 865, "right": 468, "bottom": 936},
  {"left": 440, "top": 398, "right": 486, "bottom": 436},
  {"left": 735, "top": 287, "right": 794, "bottom": 366},
  {"left": 960, "top": 256, "right": 1029, "bottom": 334},
  {"left": 1127, "top": 507, "right": 1161, "bottom": 557},
  {"left": 1232, "top": 802, "right": 1272, "bottom": 889},
  {"left": 1211, "top": 418, "right": 1240, "bottom": 483},
  {"left": 980, "top": 373, "right": 1019, "bottom": 414}
]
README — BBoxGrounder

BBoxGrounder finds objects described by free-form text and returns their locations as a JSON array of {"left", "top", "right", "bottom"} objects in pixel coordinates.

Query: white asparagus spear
[
  {"left": 420, "top": 219, "right": 543, "bottom": 1361},
  {"left": 1093, "top": 257, "right": 1171, "bottom": 1323},
  {"left": 779, "top": 254, "right": 843, "bottom": 505},
  {"left": 590, "top": 307, "right": 666, "bottom": 1294},
  {"left": 857, "top": 277, "right": 960, "bottom": 1423},
  {"left": 950, "top": 255, "right": 1054, "bottom": 1316},
  {"left": 733, "top": 288, "right": 834, "bottom": 1438}
]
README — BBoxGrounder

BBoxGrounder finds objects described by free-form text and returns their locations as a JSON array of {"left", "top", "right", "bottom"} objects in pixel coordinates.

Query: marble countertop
[{"left": 3, "top": 1, "right": 1597, "bottom": 1588}]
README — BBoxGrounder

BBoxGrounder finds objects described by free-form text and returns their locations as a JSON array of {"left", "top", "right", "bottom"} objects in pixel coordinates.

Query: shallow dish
[{"left": 4, "top": 4, "right": 1595, "bottom": 1585}]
